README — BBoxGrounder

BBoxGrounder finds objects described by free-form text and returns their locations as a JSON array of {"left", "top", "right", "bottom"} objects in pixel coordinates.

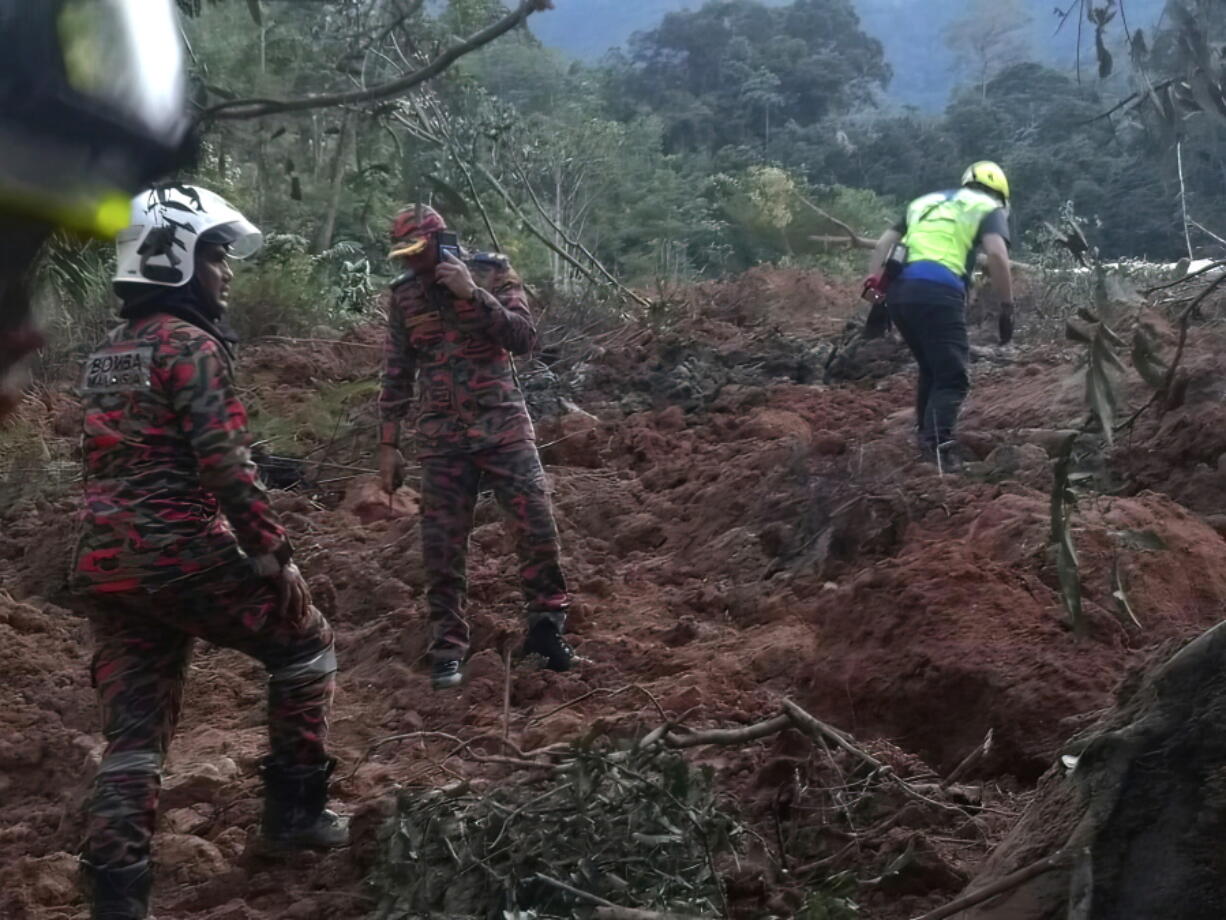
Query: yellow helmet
[{"left": 961, "top": 161, "right": 1010, "bottom": 202}]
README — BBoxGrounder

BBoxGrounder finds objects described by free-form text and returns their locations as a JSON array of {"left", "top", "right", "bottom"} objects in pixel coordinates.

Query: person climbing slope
[{"left": 865, "top": 161, "right": 1015, "bottom": 470}]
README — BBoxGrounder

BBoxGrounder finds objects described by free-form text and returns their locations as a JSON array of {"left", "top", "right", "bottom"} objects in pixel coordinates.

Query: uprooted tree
[{"left": 949, "top": 620, "right": 1226, "bottom": 920}]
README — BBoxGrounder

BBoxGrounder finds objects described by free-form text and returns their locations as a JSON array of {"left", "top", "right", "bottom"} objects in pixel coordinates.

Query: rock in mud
[
  {"left": 341, "top": 475, "right": 419, "bottom": 524},
  {"left": 157, "top": 833, "right": 230, "bottom": 884}
]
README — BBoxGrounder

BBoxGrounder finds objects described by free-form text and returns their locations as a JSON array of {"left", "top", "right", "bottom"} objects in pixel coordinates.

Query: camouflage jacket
[
  {"left": 379, "top": 253, "right": 537, "bottom": 456},
  {"left": 73, "top": 314, "right": 286, "bottom": 593}
]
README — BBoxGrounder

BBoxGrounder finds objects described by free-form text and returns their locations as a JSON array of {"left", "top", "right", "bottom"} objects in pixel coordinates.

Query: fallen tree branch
[
  {"left": 909, "top": 848, "right": 1075, "bottom": 920},
  {"left": 534, "top": 871, "right": 713, "bottom": 918},
  {"left": 665, "top": 714, "right": 792, "bottom": 749},
  {"left": 203, "top": 0, "right": 553, "bottom": 119},
  {"left": 1079, "top": 77, "right": 1179, "bottom": 125},
  {"left": 534, "top": 872, "right": 618, "bottom": 907},
  {"left": 1160, "top": 272, "right": 1226, "bottom": 411},
  {"left": 470, "top": 159, "right": 651, "bottom": 309},
  {"left": 525, "top": 684, "right": 667, "bottom": 726},
  {"left": 594, "top": 908, "right": 713, "bottom": 920},
  {"left": 796, "top": 195, "right": 876, "bottom": 248},
  {"left": 1142, "top": 259, "right": 1226, "bottom": 295},
  {"left": 942, "top": 728, "right": 993, "bottom": 788},
  {"left": 510, "top": 156, "right": 643, "bottom": 303},
  {"left": 782, "top": 698, "right": 882, "bottom": 771},
  {"left": 809, "top": 234, "right": 1035, "bottom": 272},
  {"left": 347, "top": 729, "right": 544, "bottom": 778}
]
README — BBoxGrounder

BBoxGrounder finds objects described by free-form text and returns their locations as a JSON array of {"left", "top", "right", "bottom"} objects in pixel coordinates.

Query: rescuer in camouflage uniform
[
  {"left": 73, "top": 186, "right": 347, "bottom": 920},
  {"left": 378, "top": 205, "right": 573, "bottom": 689}
]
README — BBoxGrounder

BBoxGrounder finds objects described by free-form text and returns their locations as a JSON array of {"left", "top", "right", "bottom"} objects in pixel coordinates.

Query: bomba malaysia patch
[{"left": 82, "top": 347, "right": 155, "bottom": 393}]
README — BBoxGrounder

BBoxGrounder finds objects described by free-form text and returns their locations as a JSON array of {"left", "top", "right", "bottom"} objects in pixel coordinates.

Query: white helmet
[{"left": 114, "top": 185, "right": 263, "bottom": 287}]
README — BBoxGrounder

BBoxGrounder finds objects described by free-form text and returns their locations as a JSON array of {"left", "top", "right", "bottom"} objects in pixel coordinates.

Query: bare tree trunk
[
  {"left": 552, "top": 162, "right": 563, "bottom": 289},
  {"left": 314, "top": 113, "right": 354, "bottom": 253}
]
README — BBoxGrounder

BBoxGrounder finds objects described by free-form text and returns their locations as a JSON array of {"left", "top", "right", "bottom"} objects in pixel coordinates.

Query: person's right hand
[
  {"left": 861, "top": 274, "right": 886, "bottom": 304},
  {"left": 379, "top": 443, "right": 406, "bottom": 494},
  {"left": 251, "top": 550, "right": 312, "bottom": 626},
  {"left": 273, "top": 561, "right": 311, "bottom": 625}
]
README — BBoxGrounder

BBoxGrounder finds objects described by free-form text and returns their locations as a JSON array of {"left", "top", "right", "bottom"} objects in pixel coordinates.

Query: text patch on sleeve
[{"left": 81, "top": 347, "right": 155, "bottom": 393}]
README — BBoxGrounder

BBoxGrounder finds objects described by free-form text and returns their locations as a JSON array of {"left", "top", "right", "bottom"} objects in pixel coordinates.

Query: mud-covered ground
[{"left": 3, "top": 266, "right": 1226, "bottom": 919}]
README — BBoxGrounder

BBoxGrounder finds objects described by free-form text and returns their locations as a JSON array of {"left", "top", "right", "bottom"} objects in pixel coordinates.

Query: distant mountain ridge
[{"left": 529, "top": 0, "right": 1169, "bottom": 110}]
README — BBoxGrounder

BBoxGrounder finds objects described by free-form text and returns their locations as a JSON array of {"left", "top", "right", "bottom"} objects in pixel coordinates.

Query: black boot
[
  {"left": 80, "top": 859, "right": 152, "bottom": 920},
  {"left": 431, "top": 657, "right": 463, "bottom": 690},
  {"left": 259, "top": 756, "right": 350, "bottom": 849},
  {"left": 522, "top": 619, "right": 574, "bottom": 672}
]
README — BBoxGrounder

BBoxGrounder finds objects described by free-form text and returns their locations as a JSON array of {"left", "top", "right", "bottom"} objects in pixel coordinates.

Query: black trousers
[{"left": 887, "top": 280, "right": 969, "bottom": 450}]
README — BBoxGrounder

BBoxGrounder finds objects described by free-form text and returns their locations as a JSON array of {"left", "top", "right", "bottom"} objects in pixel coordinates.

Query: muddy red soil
[{"left": 2, "top": 269, "right": 1225, "bottom": 919}]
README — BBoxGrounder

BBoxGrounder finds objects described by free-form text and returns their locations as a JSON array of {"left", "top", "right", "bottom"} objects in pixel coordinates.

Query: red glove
[{"left": 861, "top": 274, "right": 887, "bottom": 303}]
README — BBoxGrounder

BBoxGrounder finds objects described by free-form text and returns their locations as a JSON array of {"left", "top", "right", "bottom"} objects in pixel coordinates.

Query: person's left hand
[
  {"left": 998, "top": 301, "right": 1015, "bottom": 345},
  {"left": 436, "top": 251, "right": 478, "bottom": 300}
]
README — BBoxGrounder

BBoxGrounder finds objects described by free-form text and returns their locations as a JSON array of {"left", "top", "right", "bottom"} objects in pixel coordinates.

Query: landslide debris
[{"left": 2, "top": 267, "right": 1226, "bottom": 918}]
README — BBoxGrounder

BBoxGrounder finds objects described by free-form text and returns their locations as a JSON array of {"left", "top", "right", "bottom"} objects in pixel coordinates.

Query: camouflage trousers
[
  {"left": 421, "top": 442, "right": 569, "bottom": 662},
  {"left": 81, "top": 557, "right": 336, "bottom": 869}
]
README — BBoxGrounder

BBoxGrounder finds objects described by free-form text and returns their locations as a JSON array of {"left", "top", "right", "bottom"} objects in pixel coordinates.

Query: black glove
[
  {"left": 998, "top": 303, "right": 1014, "bottom": 345},
  {"left": 863, "top": 299, "right": 890, "bottom": 339}
]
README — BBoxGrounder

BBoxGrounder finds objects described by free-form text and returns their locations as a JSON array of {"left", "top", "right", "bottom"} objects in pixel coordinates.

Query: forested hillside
[
  {"left": 534, "top": 0, "right": 1169, "bottom": 110},
  {"left": 166, "top": 0, "right": 1226, "bottom": 317}
]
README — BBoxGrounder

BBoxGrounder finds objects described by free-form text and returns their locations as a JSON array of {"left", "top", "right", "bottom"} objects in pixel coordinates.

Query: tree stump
[{"left": 956, "top": 622, "right": 1226, "bottom": 919}]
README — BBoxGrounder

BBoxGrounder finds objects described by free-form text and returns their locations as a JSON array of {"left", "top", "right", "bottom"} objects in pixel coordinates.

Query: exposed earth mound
[{"left": 2, "top": 267, "right": 1226, "bottom": 918}]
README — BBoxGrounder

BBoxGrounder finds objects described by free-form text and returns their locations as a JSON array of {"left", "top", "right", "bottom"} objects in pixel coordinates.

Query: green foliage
[
  {"left": 797, "top": 873, "right": 860, "bottom": 919},
  {"left": 369, "top": 747, "right": 740, "bottom": 918},
  {"left": 102, "top": 0, "right": 1226, "bottom": 326},
  {"left": 607, "top": 0, "right": 890, "bottom": 154},
  {"left": 230, "top": 234, "right": 380, "bottom": 339},
  {"left": 246, "top": 377, "right": 379, "bottom": 458},
  {"left": 32, "top": 235, "right": 118, "bottom": 377}
]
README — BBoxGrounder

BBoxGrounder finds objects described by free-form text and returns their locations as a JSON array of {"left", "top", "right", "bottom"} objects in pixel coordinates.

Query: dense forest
[
  {"left": 536, "top": 0, "right": 1169, "bottom": 110},
  {"left": 75, "top": 0, "right": 1225, "bottom": 337}
]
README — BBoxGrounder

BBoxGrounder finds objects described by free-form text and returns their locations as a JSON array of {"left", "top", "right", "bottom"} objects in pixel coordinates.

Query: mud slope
[{"left": 2, "top": 268, "right": 1225, "bottom": 919}]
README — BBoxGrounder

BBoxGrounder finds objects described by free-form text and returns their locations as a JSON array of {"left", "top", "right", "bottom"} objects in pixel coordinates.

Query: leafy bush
[
  {"left": 231, "top": 233, "right": 383, "bottom": 339},
  {"left": 369, "top": 746, "right": 740, "bottom": 918}
]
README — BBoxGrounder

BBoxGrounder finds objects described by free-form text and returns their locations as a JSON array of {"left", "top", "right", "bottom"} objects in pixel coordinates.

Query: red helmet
[{"left": 389, "top": 204, "right": 446, "bottom": 258}]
